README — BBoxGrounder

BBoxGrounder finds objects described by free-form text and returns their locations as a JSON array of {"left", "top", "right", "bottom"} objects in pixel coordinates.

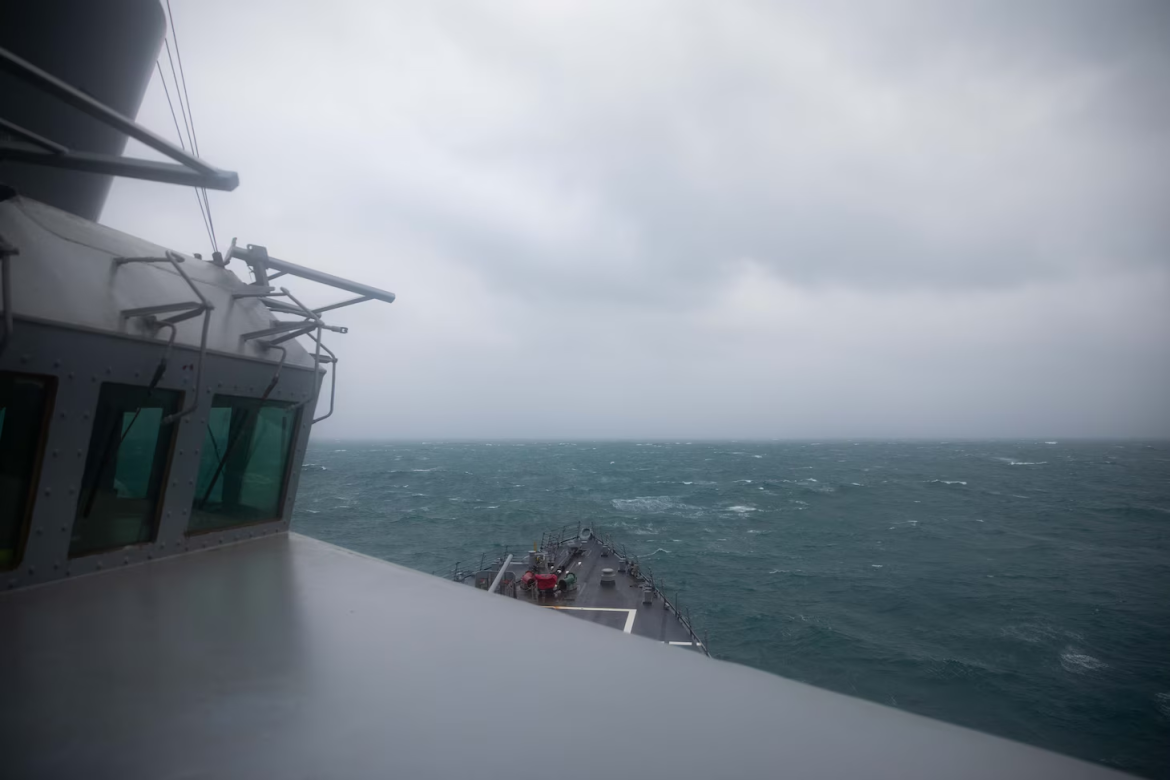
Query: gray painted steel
[
  {"left": 0, "top": 533, "right": 1129, "bottom": 780},
  {"left": 0, "top": 197, "right": 317, "bottom": 368},
  {"left": 0, "top": 0, "right": 165, "bottom": 220},
  {"left": 487, "top": 536, "right": 700, "bottom": 646},
  {"left": 0, "top": 194, "right": 331, "bottom": 589}
]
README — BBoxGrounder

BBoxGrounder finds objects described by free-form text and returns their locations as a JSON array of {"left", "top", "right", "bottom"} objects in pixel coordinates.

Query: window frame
[
  {"left": 68, "top": 381, "right": 183, "bottom": 558},
  {"left": 0, "top": 371, "right": 57, "bottom": 571},
  {"left": 186, "top": 394, "right": 301, "bottom": 537}
]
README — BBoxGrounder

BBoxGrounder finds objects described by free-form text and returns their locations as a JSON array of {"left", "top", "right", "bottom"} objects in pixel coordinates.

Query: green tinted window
[
  {"left": 71, "top": 383, "right": 180, "bottom": 557},
  {"left": 0, "top": 373, "right": 54, "bottom": 569},
  {"left": 190, "top": 395, "right": 297, "bottom": 533}
]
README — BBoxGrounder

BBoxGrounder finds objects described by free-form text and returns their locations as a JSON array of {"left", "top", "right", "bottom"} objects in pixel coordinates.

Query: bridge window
[
  {"left": 71, "top": 383, "right": 181, "bottom": 557},
  {"left": 0, "top": 373, "right": 54, "bottom": 569},
  {"left": 189, "top": 395, "right": 298, "bottom": 533}
]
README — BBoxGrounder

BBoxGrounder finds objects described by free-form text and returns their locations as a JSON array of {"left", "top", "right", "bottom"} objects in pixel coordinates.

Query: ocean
[{"left": 291, "top": 440, "right": 1170, "bottom": 778}]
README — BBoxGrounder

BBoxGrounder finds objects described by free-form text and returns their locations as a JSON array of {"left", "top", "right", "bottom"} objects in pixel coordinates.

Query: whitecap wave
[
  {"left": 1001, "top": 624, "right": 1060, "bottom": 644},
  {"left": 1060, "top": 648, "right": 1107, "bottom": 674},
  {"left": 996, "top": 457, "right": 1048, "bottom": 466},
  {"left": 791, "top": 478, "right": 835, "bottom": 493},
  {"left": 727, "top": 505, "right": 758, "bottom": 514},
  {"left": 643, "top": 548, "right": 671, "bottom": 557},
  {"left": 611, "top": 496, "right": 703, "bottom": 516},
  {"left": 928, "top": 479, "right": 967, "bottom": 486}
]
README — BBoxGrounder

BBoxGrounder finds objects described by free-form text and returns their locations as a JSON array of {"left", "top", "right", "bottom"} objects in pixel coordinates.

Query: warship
[
  {"left": 0, "top": 2, "right": 1127, "bottom": 777},
  {"left": 454, "top": 526, "right": 708, "bottom": 653}
]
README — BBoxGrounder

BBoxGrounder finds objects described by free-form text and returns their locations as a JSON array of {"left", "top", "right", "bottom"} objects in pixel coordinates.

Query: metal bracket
[
  {"left": 113, "top": 252, "right": 213, "bottom": 424},
  {"left": 0, "top": 46, "right": 238, "bottom": 191},
  {"left": 230, "top": 242, "right": 395, "bottom": 305}
]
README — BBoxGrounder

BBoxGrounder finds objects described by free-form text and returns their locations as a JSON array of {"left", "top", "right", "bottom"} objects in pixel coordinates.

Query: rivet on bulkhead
[
  {"left": 96, "top": 562, "right": 103, "bottom": 570},
  {"left": 27, "top": 566, "right": 35, "bottom": 576},
  {"left": 53, "top": 359, "right": 61, "bottom": 368},
  {"left": 105, "top": 367, "right": 112, "bottom": 375},
  {"left": 51, "top": 449, "right": 58, "bottom": 458},
  {"left": 43, "top": 488, "right": 51, "bottom": 497},
  {"left": 77, "top": 449, "right": 83, "bottom": 457}
]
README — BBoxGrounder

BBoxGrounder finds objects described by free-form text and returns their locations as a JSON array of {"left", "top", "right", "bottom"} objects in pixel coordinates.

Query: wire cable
[
  {"left": 162, "top": 35, "right": 214, "bottom": 249},
  {"left": 156, "top": 60, "right": 215, "bottom": 254},
  {"left": 165, "top": 0, "right": 218, "bottom": 254}
]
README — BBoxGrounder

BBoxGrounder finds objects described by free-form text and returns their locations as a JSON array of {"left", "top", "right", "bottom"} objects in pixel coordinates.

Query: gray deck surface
[
  {"left": 498, "top": 537, "right": 699, "bottom": 647},
  {"left": 0, "top": 533, "right": 1130, "bottom": 780}
]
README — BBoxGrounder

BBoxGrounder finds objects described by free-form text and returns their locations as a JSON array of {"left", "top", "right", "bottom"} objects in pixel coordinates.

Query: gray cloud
[{"left": 101, "top": 0, "right": 1170, "bottom": 438}]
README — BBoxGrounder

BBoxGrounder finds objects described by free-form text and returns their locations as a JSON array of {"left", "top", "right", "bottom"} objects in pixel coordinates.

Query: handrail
[{"left": 113, "top": 252, "right": 212, "bottom": 424}]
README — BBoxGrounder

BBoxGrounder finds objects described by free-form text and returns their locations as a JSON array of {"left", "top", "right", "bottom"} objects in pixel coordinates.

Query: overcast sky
[{"left": 103, "top": 0, "right": 1170, "bottom": 439}]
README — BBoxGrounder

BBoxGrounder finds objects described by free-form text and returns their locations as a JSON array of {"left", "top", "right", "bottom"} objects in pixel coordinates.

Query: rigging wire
[
  {"left": 156, "top": 60, "right": 215, "bottom": 254},
  {"left": 162, "top": 0, "right": 218, "bottom": 254},
  {"left": 167, "top": 0, "right": 201, "bottom": 158},
  {"left": 166, "top": 0, "right": 219, "bottom": 254},
  {"left": 162, "top": 36, "right": 215, "bottom": 252}
]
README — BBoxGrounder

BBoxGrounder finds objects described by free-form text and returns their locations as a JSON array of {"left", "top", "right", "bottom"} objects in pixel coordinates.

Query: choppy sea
[{"left": 292, "top": 440, "right": 1170, "bottom": 777}]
